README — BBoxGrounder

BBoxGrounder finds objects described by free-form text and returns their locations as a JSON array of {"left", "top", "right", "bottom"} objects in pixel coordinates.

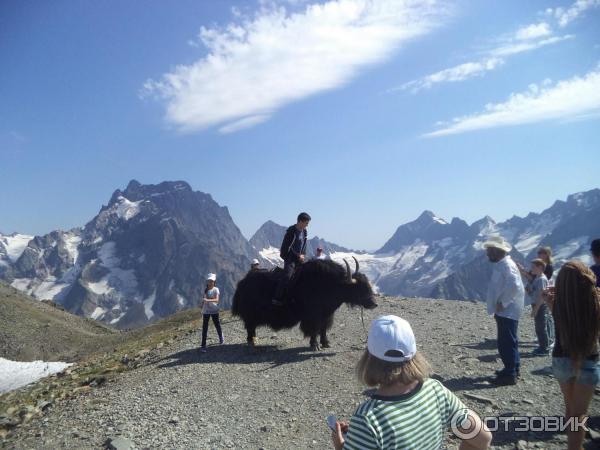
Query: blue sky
[{"left": 1, "top": 0, "right": 599, "bottom": 250}]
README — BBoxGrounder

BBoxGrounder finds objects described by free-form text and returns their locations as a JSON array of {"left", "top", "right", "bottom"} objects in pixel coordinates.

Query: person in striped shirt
[{"left": 331, "top": 315, "right": 492, "bottom": 450}]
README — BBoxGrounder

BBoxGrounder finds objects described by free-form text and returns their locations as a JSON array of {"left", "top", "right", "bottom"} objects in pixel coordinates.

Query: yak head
[{"left": 342, "top": 257, "right": 377, "bottom": 310}]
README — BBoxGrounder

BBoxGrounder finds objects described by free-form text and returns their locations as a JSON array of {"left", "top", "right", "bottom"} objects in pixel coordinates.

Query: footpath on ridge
[{"left": 3, "top": 296, "right": 599, "bottom": 450}]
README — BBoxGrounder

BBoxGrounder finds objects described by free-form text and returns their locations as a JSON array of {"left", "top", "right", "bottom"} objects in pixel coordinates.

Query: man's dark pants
[
  {"left": 495, "top": 314, "right": 520, "bottom": 377},
  {"left": 274, "top": 259, "right": 296, "bottom": 302}
]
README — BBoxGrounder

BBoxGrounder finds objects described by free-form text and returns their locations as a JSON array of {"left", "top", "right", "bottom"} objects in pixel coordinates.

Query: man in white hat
[
  {"left": 483, "top": 235, "right": 525, "bottom": 385},
  {"left": 250, "top": 258, "right": 260, "bottom": 271}
]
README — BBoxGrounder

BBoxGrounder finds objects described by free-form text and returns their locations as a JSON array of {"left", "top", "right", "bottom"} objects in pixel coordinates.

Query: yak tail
[{"left": 231, "top": 288, "right": 241, "bottom": 316}]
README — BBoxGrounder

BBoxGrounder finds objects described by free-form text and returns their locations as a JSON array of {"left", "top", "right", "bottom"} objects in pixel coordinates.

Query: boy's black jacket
[{"left": 279, "top": 225, "right": 308, "bottom": 263}]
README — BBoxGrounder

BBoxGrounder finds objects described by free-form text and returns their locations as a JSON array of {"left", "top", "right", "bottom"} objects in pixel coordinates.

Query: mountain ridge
[
  {"left": 1, "top": 180, "right": 258, "bottom": 329},
  {"left": 2, "top": 184, "right": 598, "bottom": 323}
]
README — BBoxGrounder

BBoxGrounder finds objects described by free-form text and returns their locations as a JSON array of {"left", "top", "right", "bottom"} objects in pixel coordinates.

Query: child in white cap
[
  {"left": 200, "top": 273, "right": 224, "bottom": 352},
  {"left": 331, "top": 315, "right": 491, "bottom": 450}
]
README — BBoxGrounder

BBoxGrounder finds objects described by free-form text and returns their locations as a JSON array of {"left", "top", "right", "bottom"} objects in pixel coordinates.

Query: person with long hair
[
  {"left": 517, "top": 246, "right": 554, "bottom": 282},
  {"left": 537, "top": 246, "right": 554, "bottom": 280},
  {"left": 331, "top": 315, "right": 492, "bottom": 450},
  {"left": 550, "top": 261, "right": 600, "bottom": 449},
  {"left": 199, "top": 273, "right": 224, "bottom": 353}
]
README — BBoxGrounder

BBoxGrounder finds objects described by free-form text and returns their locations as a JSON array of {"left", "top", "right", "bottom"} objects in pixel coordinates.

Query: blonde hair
[
  {"left": 531, "top": 258, "right": 546, "bottom": 270},
  {"left": 356, "top": 351, "right": 431, "bottom": 387}
]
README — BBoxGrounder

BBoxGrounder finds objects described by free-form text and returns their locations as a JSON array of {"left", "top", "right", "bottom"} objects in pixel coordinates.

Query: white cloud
[
  {"left": 395, "top": 58, "right": 504, "bottom": 93},
  {"left": 514, "top": 22, "right": 551, "bottom": 40},
  {"left": 548, "top": 0, "right": 600, "bottom": 27},
  {"left": 491, "top": 34, "right": 574, "bottom": 57},
  {"left": 424, "top": 66, "right": 600, "bottom": 137},
  {"left": 394, "top": 20, "right": 571, "bottom": 94},
  {"left": 142, "top": 0, "right": 447, "bottom": 133},
  {"left": 218, "top": 115, "right": 271, "bottom": 134}
]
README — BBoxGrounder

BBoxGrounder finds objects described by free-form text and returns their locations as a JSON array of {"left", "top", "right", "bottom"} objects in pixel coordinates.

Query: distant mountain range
[
  {"left": 247, "top": 190, "right": 599, "bottom": 301},
  {"left": 0, "top": 180, "right": 257, "bottom": 328},
  {"left": 249, "top": 220, "right": 355, "bottom": 265},
  {"left": 2, "top": 182, "right": 598, "bottom": 327}
]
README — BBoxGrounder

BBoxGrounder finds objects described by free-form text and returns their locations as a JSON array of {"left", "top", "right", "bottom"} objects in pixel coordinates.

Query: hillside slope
[
  {"left": 0, "top": 283, "right": 119, "bottom": 362},
  {"left": 3, "top": 296, "right": 598, "bottom": 449}
]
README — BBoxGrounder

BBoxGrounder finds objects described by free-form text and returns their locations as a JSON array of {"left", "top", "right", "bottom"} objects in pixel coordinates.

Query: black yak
[{"left": 232, "top": 257, "right": 377, "bottom": 350}]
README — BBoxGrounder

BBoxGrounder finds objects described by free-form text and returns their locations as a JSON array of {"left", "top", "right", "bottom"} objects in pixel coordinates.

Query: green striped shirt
[{"left": 343, "top": 378, "right": 467, "bottom": 450}]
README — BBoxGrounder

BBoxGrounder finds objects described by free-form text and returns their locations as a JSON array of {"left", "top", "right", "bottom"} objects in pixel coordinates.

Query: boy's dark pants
[
  {"left": 201, "top": 313, "right": 223, "bottom": 347},
  {"left": 534, "top": 304, "right": 551, "bottom": 351},
  {"left": 273, "top": 259, "right": 296, "bottom": 302}
]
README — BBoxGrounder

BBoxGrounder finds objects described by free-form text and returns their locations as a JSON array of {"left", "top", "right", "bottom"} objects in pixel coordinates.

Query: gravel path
[{"left": 4, "top": 297, "right": 599, "bottom": 449}]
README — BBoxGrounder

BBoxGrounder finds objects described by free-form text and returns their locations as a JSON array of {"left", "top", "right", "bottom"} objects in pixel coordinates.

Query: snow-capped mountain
[
  {"left": 253, "top": 189, "right": 599, "bottom": 301},
  {"left": 1, "top": 180, "right": 258, "bottom": 328},
  {"left": 249, "top": 220, "right": 355, "bottom": 266},
  {"left": 430, "top": 192, "right": 599, "bottom": 300},
  {"left": 0, "top": 233, "right": 34, "bottom": 270},
  {"left": 4, "top": 184, "right": 598, "bottom": 323},
  {"left": 389, "top": 190, "right": 598, "bottom": 299}
]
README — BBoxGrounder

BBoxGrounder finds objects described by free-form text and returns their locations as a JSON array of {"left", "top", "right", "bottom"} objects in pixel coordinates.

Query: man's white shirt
[{"left": 486, "top": 255, "right": 525, "bottom": 321}]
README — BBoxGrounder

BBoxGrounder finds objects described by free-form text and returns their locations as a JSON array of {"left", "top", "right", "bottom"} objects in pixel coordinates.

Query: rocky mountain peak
[
  {"left": 566, "top": 188, "right": 600, "bottom": 209},
  {"left": 108, "top": 180, "right": 193, "bottom": 205},
  {"left": 415, "top": 210, "right": 445, "bottom": 225},
  {"left": 377, "top": 211, "right": 463, "bottom": 254},
  {"left": 3, "top": 180, "right": 258, "bottom": 329},
  {"left": 249, "top": 220, "right": 287, "bottom": 251},
  {"left": 471, "top": 216, "right": 497, "bottom": 234}
]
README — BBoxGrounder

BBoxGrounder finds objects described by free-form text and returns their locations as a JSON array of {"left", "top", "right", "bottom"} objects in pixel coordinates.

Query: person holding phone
[{"left": 330, "top": 315, "right": 492, "bottom": 450}]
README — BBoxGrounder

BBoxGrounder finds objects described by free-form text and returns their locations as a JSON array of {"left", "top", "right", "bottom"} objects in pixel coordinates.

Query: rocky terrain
[{"left": 2, "top": 296, "right": 598, "bottom": 449}]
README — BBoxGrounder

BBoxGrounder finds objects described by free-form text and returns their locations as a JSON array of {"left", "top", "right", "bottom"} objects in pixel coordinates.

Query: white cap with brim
[
  {"left": 483, "top": 235, "right": 512, "bottom": 253},
  {"left": 206, "top": 273, "right": 216, "bottom": 281},
  {"left": 367, "top": 315, "right": 416, "bottom": 363},
  {"left": 251, "top": 259, "right": 259, "bottom": 265}
]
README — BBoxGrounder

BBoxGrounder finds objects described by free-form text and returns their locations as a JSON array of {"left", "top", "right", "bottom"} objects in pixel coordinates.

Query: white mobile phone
[{"left": 326, "top": 414, "right": 337, "bottom": 431}]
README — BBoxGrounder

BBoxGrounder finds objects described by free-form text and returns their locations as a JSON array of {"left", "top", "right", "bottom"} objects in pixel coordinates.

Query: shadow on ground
[
  {"left": 457, "top": 339, "right": 538, "bottom": 351},
  {"left": 157, "top": 343, "right": 335, "bottom": 370},
  {"left": 441, "top": 375, "right": 499, "bottom": 392},
  {"left": 456, "top": 338, "right": 498, "bottom": 351}
]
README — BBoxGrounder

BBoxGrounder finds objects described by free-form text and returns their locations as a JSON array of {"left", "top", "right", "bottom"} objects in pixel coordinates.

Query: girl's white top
[{"left": 202, "top": 287, "right": 220, "bottom": 314}]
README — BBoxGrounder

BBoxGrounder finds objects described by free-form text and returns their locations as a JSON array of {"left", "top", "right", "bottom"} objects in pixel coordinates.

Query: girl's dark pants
[{"left": 201, "top": 313, "right": 223, "bottom": 348}]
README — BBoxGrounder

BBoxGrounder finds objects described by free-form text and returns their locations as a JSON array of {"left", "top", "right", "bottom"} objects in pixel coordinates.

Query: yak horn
[
  {"left": 343, "top": 259, "right": 352, "bottom": 283},
  {"left": 352, "top": 256, "right": 360, "bottom": 274}
]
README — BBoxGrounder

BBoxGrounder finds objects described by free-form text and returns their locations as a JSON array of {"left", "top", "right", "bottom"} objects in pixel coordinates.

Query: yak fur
[{"left": 232, "top": 259, "right": 377, "bottom": 350}]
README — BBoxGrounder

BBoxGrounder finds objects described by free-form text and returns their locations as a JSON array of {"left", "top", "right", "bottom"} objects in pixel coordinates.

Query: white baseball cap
[
  {"left": 367, "top": 315, "right": 416, "bottom": 362},
  {"left": 206, "top": 273, "right": 217, "bottom": 281},
  {"left": 251, "top": 259, "right": 259, "bottom": 265}
]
